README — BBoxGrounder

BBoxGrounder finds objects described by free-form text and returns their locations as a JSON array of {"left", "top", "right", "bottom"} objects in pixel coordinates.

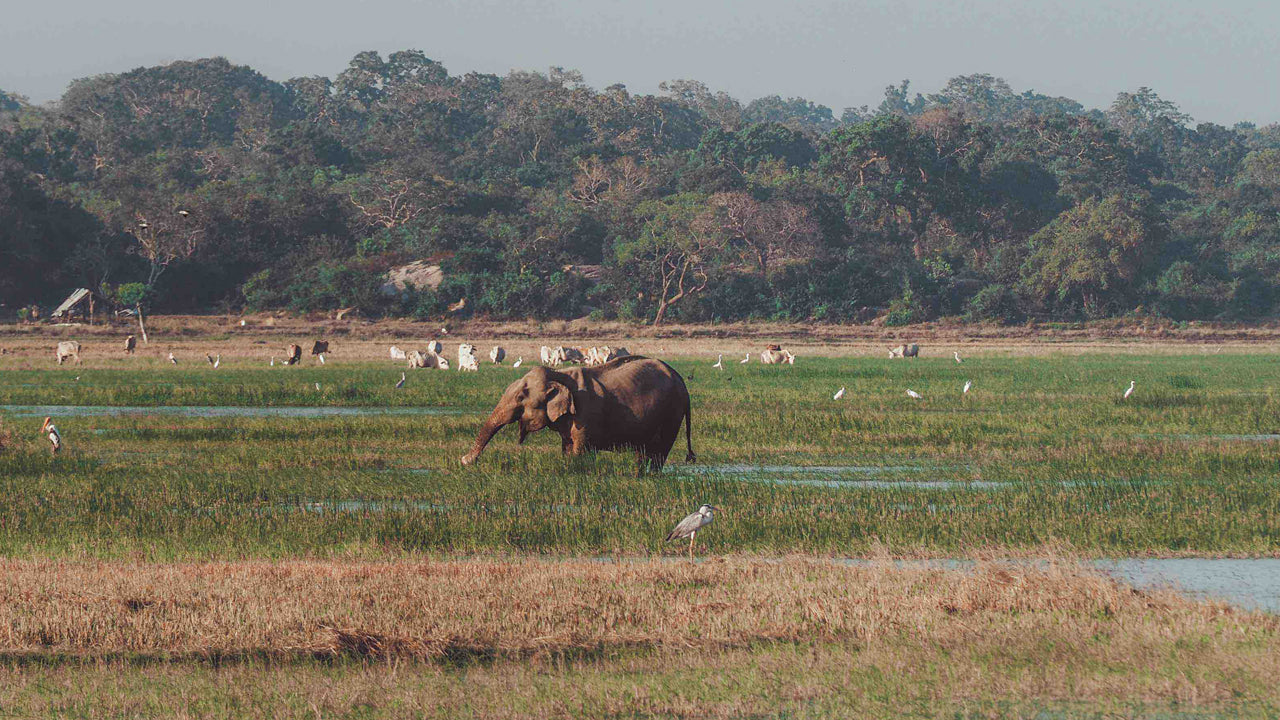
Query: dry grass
[
  {"left": 0, "top": 558, "right": 1276, "bottom": 716},
  {"left": 8, "top": 315, "right": 1280, "bottom": 365}
]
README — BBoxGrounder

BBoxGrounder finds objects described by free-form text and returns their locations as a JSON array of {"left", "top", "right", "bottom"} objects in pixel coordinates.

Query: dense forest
[{"left": 3, "top": 52, "right": 1280, "bottom": 324}]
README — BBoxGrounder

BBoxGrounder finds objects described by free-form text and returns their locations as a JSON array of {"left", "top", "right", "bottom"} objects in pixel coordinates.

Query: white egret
[
  {"left": 1124, "top": 380, "right": 1135, "bottom": 399},
  {"left": 906, "top": 389, "right": 923, "bottom": 399},
  {"left": 665, "top": 504, "right": 720, "bottom": 560},
  {"left": 712, "top": 354, "right": 724, "bottom": 369},
  {"left": 270, "top": 357, "right": 275, "bottom": 366},
  {"left": 168, "top": 352, "right": 177, "bottom": 364},
  {"left": 833, "top": 387, "right": 846, "bottom": 400},
  {"left": 395, "top": 372, "right": 406, "bottom": 389},
  {"left": 739, "top": 353, "right": 749, "bottom": 364},
  {"left": 513, "top": 357, "right": 523, "bottom": 368},
  {"left": 954, "top": 351, "right": 963, "bottom": 363},
  {"left": 212, "top": 354, "right": 220, "bottom": 369},
  {"left": 39, "top": 417, "right": 62, "bottom": 455},
  {"left": 318, "top": 353, "right": 326, "bottom": 365},
  {"left": 963, "top": 380, "right": 972, "bottom": 394},
  {"left": 315, "top": 382, "right": 321, "bottom": 391}
]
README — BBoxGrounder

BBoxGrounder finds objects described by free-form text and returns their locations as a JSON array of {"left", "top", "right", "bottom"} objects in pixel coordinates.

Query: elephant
[{"left": 461, "top": 355, "right": 695, "bottom": 472}]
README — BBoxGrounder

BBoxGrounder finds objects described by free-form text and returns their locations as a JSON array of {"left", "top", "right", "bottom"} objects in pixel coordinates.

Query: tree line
[{"left": 3, "top": 53, "right": 1279, "bottom": 324}]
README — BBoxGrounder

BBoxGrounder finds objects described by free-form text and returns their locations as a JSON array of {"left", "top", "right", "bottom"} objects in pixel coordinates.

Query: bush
[{"left": 964, "top": 284, "right": 1025, "bottom": 324}]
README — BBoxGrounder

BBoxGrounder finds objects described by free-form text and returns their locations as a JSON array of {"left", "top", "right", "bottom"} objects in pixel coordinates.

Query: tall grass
[{"left": 1, "top": 354, "right": 1279, "bottom": 557}]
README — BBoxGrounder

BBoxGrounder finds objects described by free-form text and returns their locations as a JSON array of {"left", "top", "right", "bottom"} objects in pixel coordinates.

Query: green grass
[{"left": 2, "top": 353, "right": 1280, "bottom": 558}]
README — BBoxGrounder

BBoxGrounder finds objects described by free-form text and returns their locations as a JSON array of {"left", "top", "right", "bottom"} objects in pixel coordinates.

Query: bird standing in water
[
  {"left": 39, "top": 417, "right": 62, "bottom": 455},
  {"left": 665, "top": 504, "right": 720, "bottom": 560}
]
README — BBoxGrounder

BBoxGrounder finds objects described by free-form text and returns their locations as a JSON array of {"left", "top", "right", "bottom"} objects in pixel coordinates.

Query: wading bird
[
  {"left": 168, "top": 352, "right": 177, "bottom": 364},
  {"left": 318, "top": 353, "right": 326, "bottom": 365},
  {"left": 665, "top": 504, "right": 719, "bottom": 560},
  {"left": 739, "top": 353, "right": 750, "bottom": 364},
  {"left": 395, "top": 372, "right": 406, "bottom": 389},
  {"left": 206, "top": 353, "right": 216, "bottom": 366},
  {"left": 954, "top": 351, "right": 963, "bottom": 363},
  {"left": 833, "top": 387, "right": 845, "bottom": 400},
  {"left": 39, "top": 416, "right": 62, "bottom": 455},
  {"left": 963, "top": 380, "right": 972, "bottom": 394},
  {"left": 1124, "top": 380, "right": 1135, "bottom": 399},
  {"left": 270, "top": 357, "right": 275, "bottom": 366},
  {"left": 212, "top": 354, "right": 220, "bottom": 369},
  {"left": 906, "top": 389, "right": 923, "bottom": 399},
  {"left": 512, "top": 357, "right": 523, "bottom": 368},
  {"left": 315, "top": 382, "right": 321, "bottom": 391},
  {"left": 713, "top": 354, "right": 723, "bottom": 369}
]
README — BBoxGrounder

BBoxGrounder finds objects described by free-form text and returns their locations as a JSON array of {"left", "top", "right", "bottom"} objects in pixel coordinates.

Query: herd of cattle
[
  {"left": 49, "top": 338, "right": 923, "bottom": 367},
  {"left": 389, "top": 342, "right": 630, "bottom": 371}
]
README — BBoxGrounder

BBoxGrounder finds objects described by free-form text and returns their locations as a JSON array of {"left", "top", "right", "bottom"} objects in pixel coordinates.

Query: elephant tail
[{"left": 683, "top": 397, "right": 696, "bottom": 464}]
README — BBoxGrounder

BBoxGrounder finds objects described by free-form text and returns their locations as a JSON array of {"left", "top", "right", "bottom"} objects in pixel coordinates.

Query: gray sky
[{"left": 2, "top": 0, "right": 1275, "bottom": 125}]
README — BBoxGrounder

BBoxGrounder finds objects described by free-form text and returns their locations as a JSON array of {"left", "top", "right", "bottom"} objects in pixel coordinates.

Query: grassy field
[
  {"left": 1, "top": 558, "right": 1277, "bottom": 718},
  {"left": 3, "top": 338, "right": 1280, "bottom": 717},
  {"left": 1, "top": 350, "right": 1279, "bottom": 558}
]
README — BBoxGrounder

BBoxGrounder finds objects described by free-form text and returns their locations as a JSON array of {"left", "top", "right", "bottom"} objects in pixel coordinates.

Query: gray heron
[
  {"left": 665, "top": 504, "right": 720, "bottom": 559},
  {"left": 39, "top": 417, "right": 62, "bottom": 455}
]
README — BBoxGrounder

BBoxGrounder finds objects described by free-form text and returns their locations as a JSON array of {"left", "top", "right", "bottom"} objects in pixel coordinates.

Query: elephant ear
[{"left": 545, "top": 382, "right": 576, "bottom": 422}]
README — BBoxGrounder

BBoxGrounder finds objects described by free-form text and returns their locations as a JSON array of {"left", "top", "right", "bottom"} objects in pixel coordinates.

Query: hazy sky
[{"left": 2, "top": 0, "right": 1275, "bottom": 125}]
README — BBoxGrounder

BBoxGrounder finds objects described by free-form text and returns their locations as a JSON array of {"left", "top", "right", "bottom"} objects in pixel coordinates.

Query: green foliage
[
  {"left": 964, "top": 283, "right": 1025, "bottom": 324},
  {"left": 1, "top": 55, "right": 1278, "bottom": 322}
]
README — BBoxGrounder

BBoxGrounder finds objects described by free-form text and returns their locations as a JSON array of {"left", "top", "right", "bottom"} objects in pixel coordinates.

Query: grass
[
  {"left": 1, "top": 352, "right": 1280, "bottom": 558},
  {"left": 0, "top": 558, "right": 1277, "bottom": 717},
  {"left": 4, "top": 342, "right": 1280, "bottom": 716}
]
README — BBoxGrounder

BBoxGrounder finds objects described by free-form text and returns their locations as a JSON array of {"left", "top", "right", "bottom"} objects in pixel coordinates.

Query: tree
[
  {"left": 615, "top": 195, "right": 726, "bottom": 324},
  {"left": 1020, "top": 195, "right": 1157, "bottom": 314},
  {"left": 706, "top": 192, "right": 819, "bottom": 277}
]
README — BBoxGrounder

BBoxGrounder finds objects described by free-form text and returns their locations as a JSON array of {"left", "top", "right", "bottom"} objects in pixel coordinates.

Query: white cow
[
  {"left": 389, "top": 345, "right": 407, "bottom": 361},
  {"left": 458, "top": 344, "right": 479, "bottom": 372},
  {"left": 56, "top": 341, "right": 81, "bottom": 365}
]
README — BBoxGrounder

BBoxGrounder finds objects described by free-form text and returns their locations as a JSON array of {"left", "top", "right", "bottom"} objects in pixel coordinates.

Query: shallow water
[
  {"left": 680, "top": 463, "right": 999, "bottom": 490},
  {"left": 0, "top": 404, "right": 472, "bottom": 418},
  {"left": 825, "top": 558, "right": 1280, "bottom": 614}
]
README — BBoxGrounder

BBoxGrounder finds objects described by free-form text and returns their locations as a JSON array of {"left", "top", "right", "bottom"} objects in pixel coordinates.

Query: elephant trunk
[{"left": 460, "top": 407, "right": 517, "bottom": 465}]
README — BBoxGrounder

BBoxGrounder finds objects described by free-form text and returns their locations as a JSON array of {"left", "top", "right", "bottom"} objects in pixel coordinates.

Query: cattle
[
  {"left": 408, "top": 350, "right": 449, "bottom": 370},
  {"left": 390, "top": 346, "right": 406, "bottom": 360},
  {"left": 311, "top": 340, "right": 329, "bottom": 355},
  {"left": 286, "top": 344, "right": 303, "bottom": 365},
  {"left": 458, "top": 344, "right": 479, "bottom": 372},
  {"left": 889, "top": 344, "right": 920, "bottom": 359},
  {"left": 124, "top": 335, "right": 136, "bottom": 354},
  {"left": 760, "top": 345, "right": 795, "bottom": 365},
  {"left": 55, "top": 341, "right": 81, "bottom": 365},
  {"left": 426, "top": 340, "right": 443, "bottom": 355},
  {"left": 489, "top": 346, "right": 506, "bottom": 364}
]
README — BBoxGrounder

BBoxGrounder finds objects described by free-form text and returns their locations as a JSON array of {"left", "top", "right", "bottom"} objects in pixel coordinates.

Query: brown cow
[
  {"left": 311, "top": 340, "right": 329, "bottom": 355},
  {"left": 286, "top": 344, "right": 303, "bottom": 365},
  {"left": 124, "top": 335, "right": 136, "bottom": 354}
]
